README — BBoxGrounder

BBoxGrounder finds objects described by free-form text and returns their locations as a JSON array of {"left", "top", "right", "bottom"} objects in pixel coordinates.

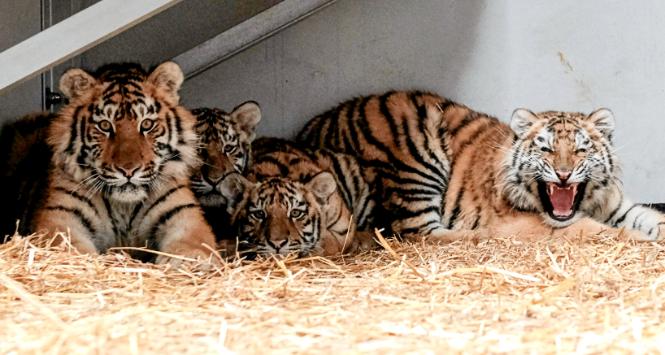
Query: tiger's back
[{"left": 297, "top": 90, "right": 493, "bottom": 238}]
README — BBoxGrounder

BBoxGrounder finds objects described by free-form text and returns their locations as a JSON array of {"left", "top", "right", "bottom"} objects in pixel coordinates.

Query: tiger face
[
  {"left": 190, "top": 103, "right": 261, "bottom": 207},
  {"left": 219, "top": 172, "right": 337, "bottom": 257},
  {"left": 504, "top": 108, "right": 617, "bottom": 226},
  {"left": 49, "top": 62, "right": 198, "bottom": 203}
]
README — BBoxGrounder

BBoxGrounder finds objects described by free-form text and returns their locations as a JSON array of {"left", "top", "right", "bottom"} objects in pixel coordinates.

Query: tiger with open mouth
[{"left": 297, "top": 90, "right": 665, "bottom": 241}]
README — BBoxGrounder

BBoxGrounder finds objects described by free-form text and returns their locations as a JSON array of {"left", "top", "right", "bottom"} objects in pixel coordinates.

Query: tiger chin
[{"left": 31, "top": 62, "right": 219, "bottom": 266}]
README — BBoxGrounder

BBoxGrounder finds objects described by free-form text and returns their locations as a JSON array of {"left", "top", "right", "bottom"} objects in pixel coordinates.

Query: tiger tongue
[{"left": 547, "top": 183, "right": 577, "bottom": 217}]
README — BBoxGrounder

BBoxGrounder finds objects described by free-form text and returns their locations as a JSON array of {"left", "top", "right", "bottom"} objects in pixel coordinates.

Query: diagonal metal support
[
  {"left": 174, "top": 0, "right": 337, "bottom": 79},
  {"left": 0, "top": 0, "right": 182, "bottom": 95}
]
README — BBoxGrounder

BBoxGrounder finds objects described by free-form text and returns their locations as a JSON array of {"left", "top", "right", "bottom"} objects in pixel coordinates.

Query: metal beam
[
  {"left": 174, "top": 0, "right": 337, "bottom": 79},
  {"left": 0, "top": 0, "right": 182, "bottom": 95}
]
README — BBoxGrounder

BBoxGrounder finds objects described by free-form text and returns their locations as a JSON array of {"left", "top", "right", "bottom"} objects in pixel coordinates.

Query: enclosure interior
[{"left": 2, "top": 0, "right": 664, "bottom": 202}]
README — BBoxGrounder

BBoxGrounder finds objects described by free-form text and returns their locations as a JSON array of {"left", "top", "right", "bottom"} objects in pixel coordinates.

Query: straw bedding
[{"left": 1, "top": 230, "right": 664, "bottom": 354}]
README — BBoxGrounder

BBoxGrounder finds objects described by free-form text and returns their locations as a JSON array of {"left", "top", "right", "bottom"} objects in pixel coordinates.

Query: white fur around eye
[
  {"left": 575, "top": 130, "right": 591, "bottom": 151},
  {"left": 534, "top": 130, "right": 553, "bottom": 151}
]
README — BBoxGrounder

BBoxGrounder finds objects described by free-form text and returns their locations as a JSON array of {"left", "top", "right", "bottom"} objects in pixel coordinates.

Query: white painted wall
[{"left": 181, "top": 0, "right": 665, "bottom": 202}]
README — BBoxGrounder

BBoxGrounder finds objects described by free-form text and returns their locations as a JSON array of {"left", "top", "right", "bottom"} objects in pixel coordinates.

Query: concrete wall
[
  {"left": 180, "top": 0, "right": 665, "bottom": 202},
  {"left": 0, "top": 0, "right": 42, "bottom": 120}
]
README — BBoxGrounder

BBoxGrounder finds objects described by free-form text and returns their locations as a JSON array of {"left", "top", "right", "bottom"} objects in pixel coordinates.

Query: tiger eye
[
  {"left": 250, "top": 210, "right": 266, "bottom": 220},
  {"left": 98, "top": 120, "right": 112, "bottom": 132},
  {"left": 289, "top": 210, "right": 305, "bottom": 219},
  {"left": 140, "top": 119, "right": 155, "bottom": 132}
]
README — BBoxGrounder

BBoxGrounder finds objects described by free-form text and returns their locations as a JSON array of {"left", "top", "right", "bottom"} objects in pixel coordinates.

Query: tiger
[
  {"left": 0, "top": 112, "right": 54, "bottom": 239},
  {"left": 297, "top": 90, "right": 665, "bottom": 242},
  {"left": 29, "top": 61, "right": 218, "bottom": 265},
  {"left": 217, "top": 137, "right": 377, "bottom": 257},
  {"left": 189, "top": 103, "right": 261, "bottom": 241}
]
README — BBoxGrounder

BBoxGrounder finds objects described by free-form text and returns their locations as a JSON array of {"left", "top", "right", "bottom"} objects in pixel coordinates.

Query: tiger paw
[
  {"left": 632, "top": 222, "right": 665, "bottom": 242},
  {"left": 418, "top": 228, "right": 478, "bottom": 244},
  {"left": 630, "top": 210, "right": 665, "bottom": 242},
  {"left": 155, "top": 248, "right": 221, "bottom": 270}
]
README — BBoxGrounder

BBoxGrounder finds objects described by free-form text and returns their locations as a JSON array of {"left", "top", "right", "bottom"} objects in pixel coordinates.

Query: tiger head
[
  {"left": 49, "top": 62, "right": 198, "bottom": 203},
  {"left": 503, "top": 108, "right": 618, "bottom": 227},
  {"left": 218, "top": 172, "right": 337, "bottom": 257},
  {"left": 190, "top": 103, "right": 261, "bottom": 207}
]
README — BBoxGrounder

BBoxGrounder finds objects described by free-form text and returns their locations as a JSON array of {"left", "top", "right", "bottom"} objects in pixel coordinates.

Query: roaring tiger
[
  {"left": 297, "top": 90, "right": 665, "bottom": 241},
  {"left": 189, "top": 103, "right": 261, "bottom": 241},
  {"left": 30, "top": 62, "right": 218, "bottom": 265},
  {"left": 218, "top": 137, "right": 377, "bottom": 257}
]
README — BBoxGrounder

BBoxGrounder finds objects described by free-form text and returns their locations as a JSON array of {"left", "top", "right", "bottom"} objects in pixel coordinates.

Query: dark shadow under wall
[{"left": 0, "top": 113, "right": 54, "bottom": 239}]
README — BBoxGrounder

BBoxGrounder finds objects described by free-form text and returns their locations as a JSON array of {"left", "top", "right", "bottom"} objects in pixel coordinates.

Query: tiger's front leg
[
  {"left": 32, "top": 185, "right": 113, "bottom": 254},
  {"left": 34, "top": 211, "right": 100, "bottom": 254},
  {"left": 600, "top": 198, "right": 665, "bottom": 241},
  {"left": 350, "top": 230, "right": 379, "bottom": 252},
  {"left": 316, "top": 229, "right": 378, "bottom": 256},
  {"left": 385, "top": 179, "right": 450, "bottom": 240},
  {"left": 454, "top": 215, "right": 647, "bottom": 242},
  {"left": 153, "top": 208, "right": 219, "bottom": 266},
  {"left": 147, "top": 189, "right": 220, "bottom": 266}
]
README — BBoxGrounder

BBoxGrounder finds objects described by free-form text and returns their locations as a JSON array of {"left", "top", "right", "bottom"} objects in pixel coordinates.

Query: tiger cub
[
  {"left": 218, "top": 138, "right": 377, "bottom": 257},
  {"left": 297, "top": 90, "right": 665, "bottom": 241},
  {"left": 31, "top": 62, "right": 218, "bottom": 265},
  {"left": 189, "top": 103, "right": 261, "bottom": 241},
  {"left": 0, "top": 112, "right": 54, "bottom": 239}
]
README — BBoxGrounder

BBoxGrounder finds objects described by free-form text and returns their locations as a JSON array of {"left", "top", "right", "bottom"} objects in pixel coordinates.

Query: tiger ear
[
  {"left": 59, "top": 68, "right": 96, "bottom": 100},
  {"left": 230, "top": 101, "right": 261, "bottom": 140},
  {"left": 215, "top": 173, "right": 253, "bottom": 215},
  {"left": 147, "top": 61, "right": 184, "bottom": 105},
  {"left": 306, "top": 171, "right": 337, "bottom": 203},
  {"left": 218, "top": 173, "right": 252, "bottom": 215},
  {"left": 587, "top": 108, "right": 615, "bottom": 137},
  {"left": 510, "top": 108, "right": 540, "bottom": 138}
]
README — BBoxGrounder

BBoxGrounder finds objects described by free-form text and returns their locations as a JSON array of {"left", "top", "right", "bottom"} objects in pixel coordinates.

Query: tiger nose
[
  {"left": 556, "top": 170, "right": 571, "bottom": 183},
  {"left": 116, "top": 164, "right": 140, "bottom": 178},
  {"left": 270, "top": 239, "right": 289, "bottom": 251}
]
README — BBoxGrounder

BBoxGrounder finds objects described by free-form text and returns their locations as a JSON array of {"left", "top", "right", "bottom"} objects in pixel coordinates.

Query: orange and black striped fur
[
  {"left": 0, "top": 112, "right": 55, "bottom": 239},
  {"left": 31, "top": 62, "right": 218, "bottom": 265},
  {"left": 190, "top": 103, "right": 261, "bottom": 241},
  {"left": 297, "top": 91, "right": 665, "bottom": 241},
  {"left": 218, "top": 138, "right": 377, "bottom": 257},
  {"left": 298, "top": 91, "right": 452, "bottom": 239}
]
